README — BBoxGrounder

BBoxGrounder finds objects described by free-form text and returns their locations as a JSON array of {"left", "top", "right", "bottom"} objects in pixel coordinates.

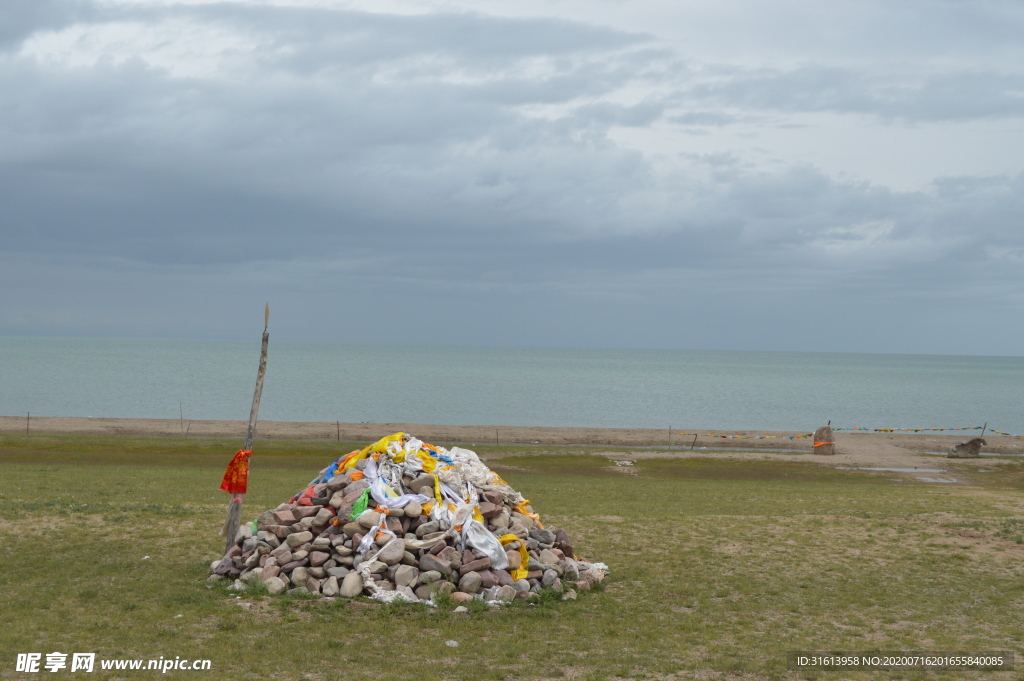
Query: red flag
[{"left": 219, "top": 449, "right": 252, "bottom": 495}]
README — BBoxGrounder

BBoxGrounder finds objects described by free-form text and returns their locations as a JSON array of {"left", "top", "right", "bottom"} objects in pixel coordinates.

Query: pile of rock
[{"left": 210, "top": 432, "right": 606, "bottom": 605}]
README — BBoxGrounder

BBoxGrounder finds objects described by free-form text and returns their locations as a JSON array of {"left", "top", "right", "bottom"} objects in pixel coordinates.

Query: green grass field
[{"left": 2, "top": 433, "right": 1024, "bottom": 680}]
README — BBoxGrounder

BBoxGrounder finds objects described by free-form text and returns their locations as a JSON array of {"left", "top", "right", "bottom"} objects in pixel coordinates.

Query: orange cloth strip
[{"left": 219, "top": 449, "right": 252, "bottom": 494}]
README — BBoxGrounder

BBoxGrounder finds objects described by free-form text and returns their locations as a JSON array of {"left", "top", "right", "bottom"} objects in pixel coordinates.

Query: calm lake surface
[{"left": 2, "top": 337, "right": 1023, "bottom": 433}]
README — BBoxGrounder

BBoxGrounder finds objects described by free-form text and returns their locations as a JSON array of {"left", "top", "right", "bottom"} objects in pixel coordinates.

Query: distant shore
[{"left": 3, "top": 416, "right": 1022, "bottom": 456}]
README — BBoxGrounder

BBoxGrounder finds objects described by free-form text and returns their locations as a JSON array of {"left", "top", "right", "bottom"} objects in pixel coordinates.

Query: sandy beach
[{"left": 3, "top": 415, "right": 1022, "bottom": 470}]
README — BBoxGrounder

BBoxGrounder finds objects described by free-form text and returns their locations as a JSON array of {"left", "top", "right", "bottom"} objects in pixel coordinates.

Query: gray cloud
[
  {"left": 683, "top": 66, "right": 1024, "bottom": 122},
  {"left": 0, "top": 0, "right": 92, "bottom": 49},
  {"left": 0, "top": 1, "right": 1023, "bottom": 353}
]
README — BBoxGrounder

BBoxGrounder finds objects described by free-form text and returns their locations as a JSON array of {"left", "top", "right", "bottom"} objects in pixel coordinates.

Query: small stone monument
[
  {"left": 812, "top": 425, "right": 835, "bottom": 455},
  {"left": 948, "top": 437, "right": 985, "bottom": 458}
]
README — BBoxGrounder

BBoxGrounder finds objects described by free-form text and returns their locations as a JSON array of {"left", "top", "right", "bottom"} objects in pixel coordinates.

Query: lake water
[{"left": 2, "top": 337, "right": 1023, "bottom": 433}]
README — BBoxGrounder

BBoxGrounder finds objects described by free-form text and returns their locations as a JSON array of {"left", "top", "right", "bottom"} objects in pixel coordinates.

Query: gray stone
[
  {"left": 264, "top": 576, "right": 288, "bottom": 595},
  {"left": 495, "top": 585, "right": 517, "bottom": 603},
  {"left": 562, "top": 588, "right": 577, "bottom": 601},
  {"left": 326, "top": 566, "right": 350, "bottom": 579},
  {"left": 286, "top": 531, "right": 313, "bottom": 548},
  {"left": 310, "top": 536, "right": 332, "bottom": 551},
  {"left": 339, "top": 571, "right": 364, "bottom": 598},
  {"left": 326, "top": 474, "right": 350, "bottom": 492},
  {"left": 404, "top": 500, "right": 422, "bottom": 517},
  {"left": 240, "top": 569, "right": 263, "bottom": 584},
  {"left": 290, "top": 567, "right": 309, "bottom": 587},
  {"left": 255, "top": 510, "right": 277, "bottom": 531},
  {"left": 356, "top": 510, "right": 381, "bottom": 529},
  {"left": 292, "top": 505, "right": 322, "bottom": 520},
  {"left": 453, "top": 605, "right": 469, "bottom": 613},
  {"left": 312, "top": 508, "right": 335, "bottom": 527},
  {"left": 419, "top": 570, "right": 443, "bottom": 584},
  {"left": 307, "top": 567, "right": 326, "bottom": 579},
  {"left": 458, "top": 571, "right": 482, "bottom": 594},
  {"left": 530, "top": 528, "right": 556, "bottom": 546},
  {"left": 365, "top": 560, "right": 388, "bottom": 575},
  {"left": 949, "top": 437, "right": 986, "bottom": 458},
  {"left": 415, "top": 521, "right": 440, "bottom": 538},
  {"left": 206, "top": 574, "right": 225, "bottom": 584},
  {"left": 409, "top": 474, "right": 435, "bottom": 492},
  {"left": 511, "top": 512, "right": 536, "bottom": 529},
  {"left": 512, "top": 578, "right": 531, "bottom": 592},
  {"left": 345, "top": 478, "right": 370, "bottom": 493},
  {"left": 394, "top": 565, "right": 419, "bottom": 587},
  {"left": 376, "top": 538, "right": 406, "bottom": 565},
  {"left": 541, "top": 569, "right": 559, "bottom": 587},
  {"left": 538, "top": 549, "right": 559, "bottom": 566},
  {"left": 419, "top": 554, "right": 451, "bottom": 576}
]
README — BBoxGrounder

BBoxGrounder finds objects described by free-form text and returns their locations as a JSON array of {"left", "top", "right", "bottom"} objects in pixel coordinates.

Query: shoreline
[{"left": 3, "top": 415, "right": 1022, "bottom": 454}]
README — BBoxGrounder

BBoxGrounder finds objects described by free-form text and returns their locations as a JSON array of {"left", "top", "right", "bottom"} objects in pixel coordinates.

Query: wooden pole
[
  {"left": 243, "top": 309, "right": 270, "bottom": 452},
  {"left": 180, "top": 402, "right": 184, "bottom": 436},
  {"left": 690, "top": 434, "right": 698, "bottom": 450},
  {"left": 222, "top": 304, "right": 270, "bottom": 554},
  {"left": 336, "top": 420, "right": 340, "bottom": 442},
  {"left": 981, "top": 421, "right": 988, "bottom": 438},
  {"left": 26, "top": 412, "right": 29, "bottom": 435}
]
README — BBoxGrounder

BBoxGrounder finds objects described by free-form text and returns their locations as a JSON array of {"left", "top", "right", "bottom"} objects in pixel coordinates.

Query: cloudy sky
[{"left": 2, "top": 0, "right": 1023, "bottom": 355}]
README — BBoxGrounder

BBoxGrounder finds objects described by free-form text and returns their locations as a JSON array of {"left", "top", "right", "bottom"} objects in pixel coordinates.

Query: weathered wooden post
[{"left": 219, "top": 304, "right": 270, "bottom": 554}]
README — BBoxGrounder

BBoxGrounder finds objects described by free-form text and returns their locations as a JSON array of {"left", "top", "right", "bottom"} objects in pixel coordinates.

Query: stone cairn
[{"left": 210, "top": 432, "right": 607, "bottom": 605}]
